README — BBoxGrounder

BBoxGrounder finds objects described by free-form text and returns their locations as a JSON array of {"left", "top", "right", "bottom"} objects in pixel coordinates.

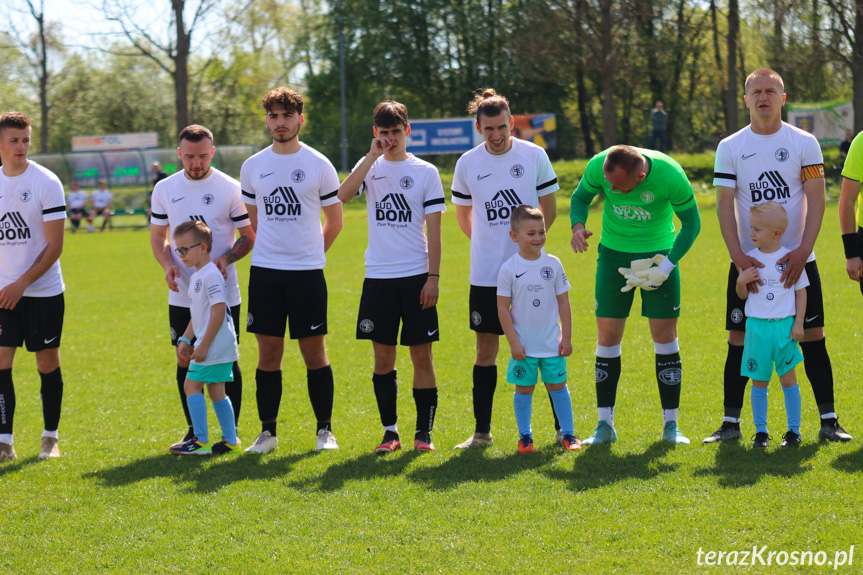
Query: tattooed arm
[{"left": 214, "top": 224, "right": 256, "bottom": 276}]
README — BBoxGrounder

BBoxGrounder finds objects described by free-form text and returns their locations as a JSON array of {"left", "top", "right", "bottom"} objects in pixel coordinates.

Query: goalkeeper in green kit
[{"left": 569, "top": 145, "right": 701, "bottom": 445}]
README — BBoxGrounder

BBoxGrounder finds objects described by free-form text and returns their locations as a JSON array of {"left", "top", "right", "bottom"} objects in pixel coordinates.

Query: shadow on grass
[
  {"left": 693, "top": 440, "right": 819, "bottom": 487},
  {"left": 541, "top": 441, "right": 678, "bottom": 491},
  {"left": 830, "top": 445, "right": 863, "bottom": 473},
  {"left": 405, "top": 445, "right": 561, "bottom": 491},
  {"left": 0, "top": 455, "right": 41, "bottom": 476},
  {"left": 288, "top": 450, "right": 425, "bottom": 493},
  {"left": 83, "top": 452, "right": 314, "bottom": 493}
]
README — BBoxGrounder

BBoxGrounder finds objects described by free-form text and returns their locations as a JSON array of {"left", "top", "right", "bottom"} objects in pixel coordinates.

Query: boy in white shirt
[
  {"left": 736, "top": 201, "right": 807, "bottom": 449},
  {"left": 170, "top": 221, "right": 240, "bottom": 455},
  {"left": 497, "top": 206, "right": 580, "bottom": 453}
]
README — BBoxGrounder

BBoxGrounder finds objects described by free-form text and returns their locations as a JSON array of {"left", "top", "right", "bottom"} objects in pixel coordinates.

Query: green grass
[{"left": 3, "top": 199, "right": 863, "bottom": 574}]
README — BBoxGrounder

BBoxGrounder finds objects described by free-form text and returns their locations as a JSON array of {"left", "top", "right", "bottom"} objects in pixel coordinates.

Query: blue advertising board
[{"left": 406, "top": 118, "right": 481, "bottom": 155}]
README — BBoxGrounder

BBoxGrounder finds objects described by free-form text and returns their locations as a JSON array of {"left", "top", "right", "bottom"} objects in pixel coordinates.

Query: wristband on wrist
[
  {"left": 178, "top": 336, "right": 192, "bottom": 346},
  {"left": 428, "top": 273, "right": 440, "bottom": 277},
  {"left": 842, "top": 233, "right": 860, "bottom": 259}
]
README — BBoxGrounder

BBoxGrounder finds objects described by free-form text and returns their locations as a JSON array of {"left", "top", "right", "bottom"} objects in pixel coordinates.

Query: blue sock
[
  {"left": 751, "top": 386, "right": 768, "bottom": 434},
  {"left": 548, "top": 386, "right": 574, "bottom": 436},
  {"left": 186, "top": 393, "right": 209, "bottom": 444},
  {"left": 213, "top": 397, "right": 238, "bottom": 444},
  {"left": 513, "top": 393, "right": 533, "bottom": 438},
  {"left": 782, "top": 384, "right": 801, "bottom": 435}
]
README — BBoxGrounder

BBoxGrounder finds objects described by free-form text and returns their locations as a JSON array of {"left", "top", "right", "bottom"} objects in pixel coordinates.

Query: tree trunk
[
  {"left": 710, "top": 0, "right": 728, "bottom": 135},
  {"left": 600, "top": 0, "right": 616, "bottom": 147},
  {"left": 725, "top": 0, "right": 740, "bottom": 135},
  {"left": 173, "top": 0, "right": 190, "bottom": 132}
]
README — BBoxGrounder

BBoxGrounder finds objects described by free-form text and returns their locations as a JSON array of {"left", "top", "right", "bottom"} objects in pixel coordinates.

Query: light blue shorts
[
  {"left": 507, "top": 355, "right": 567, "bottom": 386},
  {"left": 741, "top": 317, "right": 803, "bottom": 381},
  {"left": 187, "top": 361, "right": 235, "bottom": 384}
]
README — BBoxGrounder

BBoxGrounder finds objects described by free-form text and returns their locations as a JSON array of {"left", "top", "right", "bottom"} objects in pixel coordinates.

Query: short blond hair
[
  {"left": 745, "top": 68, "right": 784, "bottom": 93},
  {"left": 750, "top": 201, "right": 788, "bottom": 232}
]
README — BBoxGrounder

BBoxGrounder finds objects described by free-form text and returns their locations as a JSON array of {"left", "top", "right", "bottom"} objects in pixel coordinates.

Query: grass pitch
[{"left": 2, "top": 195, "right": 863, "bottom": 574}]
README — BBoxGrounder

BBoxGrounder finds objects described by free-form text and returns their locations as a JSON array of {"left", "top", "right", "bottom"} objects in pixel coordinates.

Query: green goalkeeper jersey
[
  {"left": 570, "top": 147, "right": 697, "bottom": 258},
  {"left": 841, "top": 131, "right": 863, "bottom": 227}
]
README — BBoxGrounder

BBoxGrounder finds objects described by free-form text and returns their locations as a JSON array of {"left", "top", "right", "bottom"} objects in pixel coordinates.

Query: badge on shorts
[
  {"left": 247, "top": 312, "right": 254, "bottom": 327},
  {"left": 471, "top": 311, "right": 482, "bottom": 326},
  {"left": 359, "top": 319, "right": 375, "bottom": 333},
  {"left": 513, "top": 365, "right": 526, "bottom": 380},
  {"left": 746, "top": 358, "right": 758, "bottom": 373}
]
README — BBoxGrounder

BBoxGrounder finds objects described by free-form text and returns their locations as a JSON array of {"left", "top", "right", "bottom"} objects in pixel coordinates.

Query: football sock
[
  {"left": 39, "top": 368, "right": 63, "bottom": 432},
  {"left": 177, "top": 365, "right": 192, "bottom": 426},
  {"left": 782, "top": 384, "right": 801, "bottom": 435},
  {"left": 373, "top": 370, "right": 398, "bottom": 428},
  {"left": 213, "top": 397, "right": 237, "bottom": 444},
  {"left": 663, "top": 409, "right": 679, "bottom": 425},
  {"left": 598, "top": 407, "right": 615, "bottom": 428},
  {"left": 548, "top": 386, "right": 574, "bottom": 436},
  {"left": 513, "top": 393, "right": 533, "bottom": 437},
  {"left": 0, "top": 368, "right": 15, "bottom": 435},
  {"left": 186, "top": 393, "right": 208, "bottom": 444},
  {"left": 799, "top": 339, "right": 836, "bottom": 416},
  {"left": 256, "top": 369, "right": 282, "bottom": 436},
  {"left": 595, "top": 344, "right": 621, "bottom": 421},
  {"left": 473, "top": 365, "right": 497, "bottom": 434},
  {"left": 751, "top": 386, "right": 768, "bottom": 434},
  {"left": 655, "top": 340, "right": 681, "bottom": 411},
  {"left": 225, "top": 361, "right": 242, "bottom": 424},
  {"left": 546, "top": 390, "right": 561, "bottom": 431},
  {"left": 412, "top": 387, "right": 437, "bottom": 434},
  {"left": 307, "top": 365, "right": 335, "bottom": 429},
  {"left": 42, "top": 430, "right": 58, "bottom": 439},
  {"left": 723, "top": 343, "right": 747, "bottom": 419}
]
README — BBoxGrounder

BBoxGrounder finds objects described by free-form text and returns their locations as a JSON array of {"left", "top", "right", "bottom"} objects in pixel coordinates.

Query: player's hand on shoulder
[{"left": 570, "top": 227, "right": 593, "bottom": 253}]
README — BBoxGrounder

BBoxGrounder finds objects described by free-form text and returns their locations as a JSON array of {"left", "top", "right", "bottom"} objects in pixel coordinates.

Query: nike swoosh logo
[
  {"left": 44, "top": 337, "right": 57, "bottom": 344},
  {"left": 311, "top": 323, "right": 324, "bottom": 330},
  {"left": 371, "top": 176, "right": 386, "bottom": 180},
  {"left": 805, "top": 315, "right": 819, "bottom": 322},
  {"left": 673, "top": 305, "right": 681, "bottom": 311},
  {"left": 515, "top": 272, "right": 526, "bottom": 278},
  {"left": 427, "top": 329, "right": 439, "bottom": 336},
  {"left": 171, "top": 197, "right": 185, "bottom": 203},
  {"left": 742, "top": 153, "right": 756, "bottom": 160},
  {"left": 477, "top": 173, "right": 492, "bottom": 180},
  {"left": 785, "top": 358, "right": 794, "bottom": 365},
  {"left": 558, "top": 371, "right": 566, "bottom": 377},
  {"left": 260, "top": 172, "right": 274, "bottom": 179}
]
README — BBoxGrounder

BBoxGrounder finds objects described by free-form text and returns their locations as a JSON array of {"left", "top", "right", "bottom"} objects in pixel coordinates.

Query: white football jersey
[
  {"left": 67, "top": 190, "right": 88, "bottom": 210},
  {"left": 743, "top": 247, "right": 808, "bottom": 319},
  {"left": 188, "top": 262, "right": 240, "bottom": 366},
  {"left": 150, "top": 168, "right": 250, "bottom": 307},
  {"left": 91, "top": 188, "right": 113, "bottom": 208},
  {"left": 714, "top": 123, "right": 824, "bottom": 261},
  {"left": 452, "top": 138, "right": 559, "bottom": 286},
  {"left": 241, "top": 144, "right": 341, "bottom": 271},
  {"left": 0, "top": 161, "right": 66, "bottom": 296},
  {"left": 353, "top": 154, "right": 446, "bottom": 278},
  {"left": 497, "top": 252, "right": 570, "bottom": 358}
]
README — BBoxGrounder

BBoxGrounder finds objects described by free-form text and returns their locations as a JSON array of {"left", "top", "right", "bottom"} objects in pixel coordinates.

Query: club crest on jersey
[
  {"left": 264, "top": 187, "right": 301, "bottom": 216},
  {"left": 731, "top": 308, "right": 744, "bottom": 323},
  {"left": 376, "top": 193, "right": 411, "bottom": 223},
  {"left": 775, "top": 148, "right": 789, "bottom": 162},
  {"left": 540, "top": 266, "right": 554, "bottom": 281},
  {"left": 640, "top": 191, "right": 654, "bottom": 204},
  {"left": 510, "top": 164, "right": 525, "bottom": 178},
  {"left": 775, "top": 261, "right": 787, "bottom": 274},
  {"left": 485, "top": 189, "right": 522, "bottom": 222},
  {"left": 399, "top": 176, "right": 414, "bottom": 190},
  {"left": 18, "top": 189, "right": 32, "bottom": 203},
  {"left": 766, "top": 293, "right": 774, "bottom": 300},
  {"left": 0, "top": 212, "right": 31, "bottom": 240},
  {"left": 291, "top": 169, "right": 305, "bottom": 183},
  {"left": 194, "top": 279, "right": 203, "bottom": 293},
  {"left": 532, "top": 299, "right": 540, "bottom": 307},
  {"left": 359, "top": 319, "right": 374, "bottom": 333},
  {"left": 750, "top": 172, "right": 790, "bottom": 202},
  {"left": 202, "top": 194, "right": 215, "bottom": 205},
  {"left": 471, "top": 311, "right": 482, "bottom": 326},
  {"left": 613, "top": 205, "right": 651, "bottom": 221}
]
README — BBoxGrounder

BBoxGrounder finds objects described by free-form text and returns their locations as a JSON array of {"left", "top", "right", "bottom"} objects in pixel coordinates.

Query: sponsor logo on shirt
[
  {"left": 264, "top": 187, "right": 302, "bottom": 217},
  {"left": 189, "top": 215, "right": 208, "bottom": 224},
  {"left": 613, "top": 205, "right": 651, "bottom": 221},
  {"left": 750, "top": 171, "right": 790, "bottom": 203},
  {"left": 376, "top": 193, "right": 412, "bottom": 223},
  {"left": 485, "top": 189, "right": 522, "bottom": 223},
  {"left": 0, "top": 212, "right": 31, "bottom": 241}
]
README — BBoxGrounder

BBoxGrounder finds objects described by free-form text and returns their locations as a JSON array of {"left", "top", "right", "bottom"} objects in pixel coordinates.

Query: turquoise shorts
[
  {"left": 187, "top": 361, "right": 235, "bottom": 384},
  {"left": 507, "top": 355, "right": 567, "bottom": 386},
  {"left": 741, "top": 317, "right": 803, "bottom": 381}
]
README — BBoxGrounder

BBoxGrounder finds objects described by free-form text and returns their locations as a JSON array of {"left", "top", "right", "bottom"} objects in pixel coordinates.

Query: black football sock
[
  {"left": 472, "top": 365, "right": 497, "bottom": 434},
  {"left": 224, "top": 361, "right": 242, "bottom": 425},
  {"left": 39, "top": 368, "right": 64, "bottom": 432},
  {"left": 547, "top": 390, "right": 561, "bottom": 431},
  {"left": 723, "top": 343, "right": 747, "bottom": 420},
  {"left": 413, "top": 387, "right": 438, "bottom": 434},
  {"left": 595, "top": 355, "right": 621, "bottom": 408},
  {"left": 0, "top": 368, "right": 15, "bottom": 435},
  {"left": 800, "top": 338, "right": 836, "bottom": 417},
  {"left": 373, "top": 370, "right": 398, "bottom": 428},
  {"left": 307, "top": 365, "right": 335, "bottom": 430},
  {"left": 256, "top": 368, "right": 282, "bottom": 436},
  {"left": 177, "top": 365, "right": 192, "bottom": 427},
  {"left": 656, "top": 352, "right": 682, "bottom": 410}
]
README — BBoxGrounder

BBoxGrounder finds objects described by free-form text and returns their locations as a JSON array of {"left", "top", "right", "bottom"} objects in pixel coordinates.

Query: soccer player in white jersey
[
  {"left": 0, "top": 111, "right": 67, "bottom": 461},
  {"left": 150, "top": 125, "right": 255, "bottom": 451},
  {"left": 66, "top": 181, "right": 88, "bottom": 233},
  {"left": 451, "top": 89, "right": 560, "bottom": 449},
  {"left": 704, "top": 68, "right": 852, "bottom": 444},
  {"left": 241, "top": 87, "right": 343, "bottom": 453},
  {"left": 338, "top": 101, "right": 445, "bottom": 453},
  {"left": 87, "top": 178, "right": 112, "bottom": 232}
]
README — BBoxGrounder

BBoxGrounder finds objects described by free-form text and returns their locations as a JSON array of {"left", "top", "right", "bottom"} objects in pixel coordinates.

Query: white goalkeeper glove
[{"left": 633, "top": 255, "right": 676, "bottom": 290}]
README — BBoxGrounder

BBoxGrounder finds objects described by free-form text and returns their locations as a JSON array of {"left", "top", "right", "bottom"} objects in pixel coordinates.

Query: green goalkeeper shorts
[{"left": 595, "top": 245, "right": 680, "bottom": 319}]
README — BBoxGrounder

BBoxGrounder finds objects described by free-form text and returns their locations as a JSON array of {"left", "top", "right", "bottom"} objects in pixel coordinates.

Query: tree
[{"left": 825, "top": 0, "right": 863, "bottom": 133}]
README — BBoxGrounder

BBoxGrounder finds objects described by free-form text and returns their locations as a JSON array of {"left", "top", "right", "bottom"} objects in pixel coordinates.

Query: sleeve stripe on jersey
[
  {"left": 43, "top": 205, "right": 66, "bottom": 215},
  {"left": 714, "top": 172, "right": 737, "bottom": 181},
  {"left": 583, "top": 175, "right": 603, "bottom": 191},
  {"left": 801, "top": 164, "right": 825, "bottom": 181},
  {"left": 423, "top": 198, "right": 446, "bottom": 208},
  {"left": 231, "top": 214, "right": 250, "bottom": 222},
  {"left": 671, "top": 196, "right": 695, "bottom": 207},
  {"left": 242, "top": 190, "right": 255, "bottom": 199},
  {"left": 451, "top": 190, "right": 471, "bottom": 200},
  {"left": 537, "top": 177, "right": 558, "bottom": 191},
  {"left": 321, "top": 190, "right": 338, "bottom": 200},
  {"left": 152, "top": 212, "right": 168, "bottom": 220}
]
